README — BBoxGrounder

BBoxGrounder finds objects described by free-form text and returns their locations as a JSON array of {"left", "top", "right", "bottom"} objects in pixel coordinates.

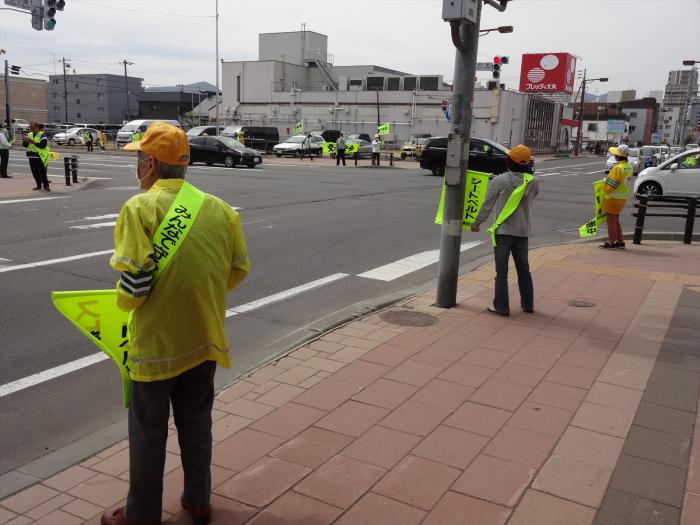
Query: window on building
[
  {"left": 54, "top": 79, "right": 59, "bottom": 84},
  {"left": 97, "top": 79, "right": 102, "bottom": 85},
  {"left": 236, "top": 75, "right": 241, "bottom": 103},
  {"left": 97, "top": 93, "right": 103, "bottom": 99},
  {"left": 367, "top": 77, "right": 384, "bottom": 91},
  {"left": 587, "top": 123, "right": 598, "bottom": 132},
  {"left": 666, "top": 125, "right": 672, "bottom": 129},
  {"left": 629, "top": 125, "right": 636, "bottom": 132},
  {"left": 630, "top": 112, "right": 637, "bottom": 118},
  {"left": 420, "top": 76, "right": 439, "bottom": 90},
  {"left": 75, "top": 83, "right": 79, "bottom": 89},
  {"left": 98, "top": 107, "right": 104, "bottom": 114},
  {"left": 403, "top": 77, "right": 417, "bottom": 91},
  {"left": 349, "top": 79, "right": 363, "bottom": 87},
  {"left": 387, "top": 77, "right": 400, "bottom": 91},
  {"left": 77, "top": 113, "right": 81, "bottom": 119},
  {"left": 54, "top": 106, "right": 60, "bottom": 112},
  {"left": 76, "top": 99, "right": 80, "bottom": 105}
]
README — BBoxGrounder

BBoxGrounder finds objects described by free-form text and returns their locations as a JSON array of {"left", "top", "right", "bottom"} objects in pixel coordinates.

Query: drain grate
[
  {"left": 379, "top": 310, "right": 439, "bottom": 327},
  {"left": 568, "top": 299, "right": 596, "bottom": 307}
]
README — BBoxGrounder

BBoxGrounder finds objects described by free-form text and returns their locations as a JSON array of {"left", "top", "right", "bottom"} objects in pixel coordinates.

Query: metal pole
[
  {"left": 4, "top": 60, "right": 11, "bottom": 139},
  {"left": 375, "top": 89, "right": 380, "bottom": 130},
  {"left": 62, "top": 58, "right": 68, "bottom": 123},
  {"left": 122, "top": 60, "right": 132, "bottom": 121},
  {"left": 215, "top": 0, "right": 220, "bottom": 135},
  {"left": 435, "top": 2, "right": 482, "bottom": 308},
  {"left": 575, "top": 69, "right": 586, "bottom": 156}
]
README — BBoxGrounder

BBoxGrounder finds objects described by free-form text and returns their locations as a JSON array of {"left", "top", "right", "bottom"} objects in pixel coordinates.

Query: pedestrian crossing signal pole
[{"left": 437, "top": 0, "right": 510, "bottom": 308}]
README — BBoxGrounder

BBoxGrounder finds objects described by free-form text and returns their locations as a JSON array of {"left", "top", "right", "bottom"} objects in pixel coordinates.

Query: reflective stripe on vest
[
  {"left": 604, "top": 162, "right": 632, "bottom": 200},
  {"left": 27, "top": 131, "right": 50, "bottom": 166},
  {"left": 487, "top": 173, "right": 534, "bottom": 247}
]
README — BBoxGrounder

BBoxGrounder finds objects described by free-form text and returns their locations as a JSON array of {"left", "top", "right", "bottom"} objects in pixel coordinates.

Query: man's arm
[
  {"left": 471, "top": 177, "right": 502, "bottom": 230},
  {"left": 228, "top": 211, "right": 250, "bottom": 291}
]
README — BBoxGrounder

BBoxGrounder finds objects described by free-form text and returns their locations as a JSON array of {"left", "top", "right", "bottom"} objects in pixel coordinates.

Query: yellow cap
[
  {"left": 123, "top": 121, "right": 190, "bottom": 166},
  {"left": 506, "top": 144, "right": 532, "bottom": 165}
]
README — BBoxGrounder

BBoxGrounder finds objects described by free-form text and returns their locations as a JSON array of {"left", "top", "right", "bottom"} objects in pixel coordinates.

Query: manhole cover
[
  {"left": 568, "top": 299, "right": 596, "bottom": 307},
  {"left": 379, "top": 310, "right": 439, "bottom": 327}
]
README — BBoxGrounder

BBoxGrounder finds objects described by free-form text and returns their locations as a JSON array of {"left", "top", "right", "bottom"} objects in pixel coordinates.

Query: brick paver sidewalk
[{"left": 2, "top": 241, "right": 699, "bottom": 525}]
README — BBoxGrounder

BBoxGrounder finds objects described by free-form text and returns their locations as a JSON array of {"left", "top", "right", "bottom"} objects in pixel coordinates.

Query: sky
[{"left": 1, "top": 0, "right": 699, "bottom": 98}]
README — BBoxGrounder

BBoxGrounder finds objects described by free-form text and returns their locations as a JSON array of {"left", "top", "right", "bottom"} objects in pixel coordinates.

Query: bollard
[
  {"left": 633, "top": 195, "right": 648, "bottom": 245},
  {"left": 390, "top": 152, "right": 394, "bottom": 167},
  {"left": 71, "top": 155, "right": 79, "bottom": 183},
  {"left": 63, "top": 157, "right": 72, "bottom": 186},
  {"left": 684, "top": 198, "right": 697, "bottom": 245},
  {"left": 354, "top": 152, "right": 358, "bottom": 166}
]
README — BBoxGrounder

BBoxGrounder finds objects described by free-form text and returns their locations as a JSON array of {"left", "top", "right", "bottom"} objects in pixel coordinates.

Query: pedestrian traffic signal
[
  {"left": 44, "top": 0, "right": 57, "bottom": 30},
  {"left": 10, "top": 65, "right": 21, "bottom": 75}
]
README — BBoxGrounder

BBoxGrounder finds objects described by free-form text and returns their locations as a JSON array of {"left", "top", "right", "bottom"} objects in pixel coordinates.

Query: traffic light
[
  {"left": 493, "top": 56, "right": 501, "bottom": 80},
  {"left": 501, "top": 56, "right": 509, "bottom": 65},
  {"left": 10, "top": 65, "right": 21, "bottom": 75},
  {"left": 44, "top": 0, "right": 57, "bottom": 30},
  {"left": 57, "top": 0, "right": 65, "bottom": 10}
]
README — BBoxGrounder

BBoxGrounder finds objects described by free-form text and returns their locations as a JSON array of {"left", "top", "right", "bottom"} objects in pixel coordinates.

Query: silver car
[
  {"left": 52, "top": 127, "right": 98, "bottom": 146},
  {"left": 605, "top": 147, "right": 641, "bottom": 174}
]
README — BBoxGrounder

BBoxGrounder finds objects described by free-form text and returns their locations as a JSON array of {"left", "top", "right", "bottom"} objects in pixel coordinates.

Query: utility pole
[
  {"left": 61, "top": 57, "right": 69, "bottom": 123},
  {"left": 214, "top": 0, "right": 220, "bottom": 134},
  {"left": 436, "top": 0, "right": 492, "bottom": 309},
  {"left": 574, "top": 68, "right": 586, "bottom": 156},
  {"left": 122, "top": 60, "right": 134, "bottom": 122},
  {"left": 375, "top": 89, "right": 381, "bottom": 130},
  {"left": 4, "top": 60, "right": 11, "bottom": 138}
]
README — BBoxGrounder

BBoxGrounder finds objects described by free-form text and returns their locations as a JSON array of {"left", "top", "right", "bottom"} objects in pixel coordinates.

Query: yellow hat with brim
[
  {"left": 124, "top": 121, "right": 190, "bottom": 166},
  {"left": 506, "top": 144, "right": 532, "bottom": 165},
  {"left": 608, "top": 145, "right": 629, "bottom": 157}
]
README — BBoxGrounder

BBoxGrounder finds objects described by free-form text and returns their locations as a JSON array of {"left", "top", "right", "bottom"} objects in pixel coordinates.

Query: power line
[{"left": 71, "top": 0, "right": 214, "bottom": 18}]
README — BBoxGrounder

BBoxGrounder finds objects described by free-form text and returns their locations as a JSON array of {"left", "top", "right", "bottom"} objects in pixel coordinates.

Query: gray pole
[
  {"left": 122, "top": 60, "right": 131, "bottom": 121},
  {"left": 215, "top": 0, "right": 220, "bottom": 135},
  {"left": 435, "top": 1, "right": 482, "bottom": 308},
  {"left": 575, "top": 69, "right": 586, "bottom": 156},
  {"left": 4, "top": 60, "right": 11, "bottom": 139},
  {"left": 62, "top": 57, "right": 68, "bottom": 123}
]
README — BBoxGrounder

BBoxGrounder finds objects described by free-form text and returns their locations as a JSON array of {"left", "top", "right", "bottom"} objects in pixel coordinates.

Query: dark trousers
[
  {"left": 0, "top": 149, "right": 8, "bottom": 177},
  {"left": 336, "top": 149, "right": 346, "bottom": 166},
  {"left": 371, "top": 152, "right": 380, "bottom": 166},
  {"left": 300, "top": 148, "right": 313, "bottom": 160},
  {"left": 28, "top": 156, "right": 48, "bottom": 188},
  {"left": 86, "top": 142, "right": 93, "bottom": 151},
  {"left": 126, "top": 360, "right": 216, "bottom": 523},
  {"left": 493, "top": 235, "right": 534, "bottom": 314}
]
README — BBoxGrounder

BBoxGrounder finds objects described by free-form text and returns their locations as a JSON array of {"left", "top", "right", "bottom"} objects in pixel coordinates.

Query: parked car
[
  {"left": 345, "top": 139, "right": 373, "bottom": 158},
  {"left": 188, "top": 136, "right": 262, "bottom": 168},
  {"left": 634, "top": 149, "right": 700, "bottom": 197},
  {"left": 686, "top": 143, "right": 699, "bottom": 151},
  {"left": 347, "top": 133, "right": 372, "bottom": 142},
  {"left": 605, "top": 147, "right": 642, "bottom": 175},
  {"left": 221, "top": 126, "right": 279, "bottom": 151},
  {"left": 419, "top": 137, "right": 535, "bottom": 177},
  {"left": 116, "top": 119, "right": 181, "bottom": 145},
  {"left": 272, "top": 134, "right": 324, "bottom": 157},
  {"left": 53, "top": 127, "right": 99, "bottom": 146},
  {"left": 186, "top": 126, "right": 221, "bottom": 137},
  {"left": 400, "top": 137, "right": 430, "bottom": 159}
]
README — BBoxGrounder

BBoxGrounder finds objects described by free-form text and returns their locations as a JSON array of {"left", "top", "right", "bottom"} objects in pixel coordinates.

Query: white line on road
[
  {"left": 0, "top": 196, "right": 71, "bottom": 205},
  {"left": 358, "top": 241, "right": 483, "bottom": 282},
  {"left": 0, "top": 249, "right": 113, "bottom": 273},
  {"left": 70, "top": 221, "right": 117, "bottom": 230},
  {"left": 225, "top": 273, "right": 349, "bottom": 317},
  {"left": 0, "top": 353, "right": 109, "bottom": 399}
]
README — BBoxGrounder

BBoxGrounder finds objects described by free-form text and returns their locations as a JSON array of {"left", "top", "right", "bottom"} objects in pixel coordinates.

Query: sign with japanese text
[
  {"left": 519, "top": 53, "right": 576, "bottom": 94},
  {"left": 435, "top": 170, "right": 490, "bottom": 229},
  {"left": 578, "top": 180, "right": 607, "bottom": 237}
]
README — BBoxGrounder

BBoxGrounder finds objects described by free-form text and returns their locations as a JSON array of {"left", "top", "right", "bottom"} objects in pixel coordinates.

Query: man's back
[{"left": 475, "top": 171, "right": 539, "bottom": 238}]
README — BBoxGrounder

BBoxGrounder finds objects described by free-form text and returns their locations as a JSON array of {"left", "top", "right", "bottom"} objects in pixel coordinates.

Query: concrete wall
[
  {"left": 0, "top": 76, "right": 48, "bottom": 124},
  {"left": 259, "top": 31, "right": 327, "bottom": 65}
]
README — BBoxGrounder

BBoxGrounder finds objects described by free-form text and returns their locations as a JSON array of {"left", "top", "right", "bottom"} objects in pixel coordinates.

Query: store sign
[{"left": 519, "top": 53, "right": 577, "bottom": 94}]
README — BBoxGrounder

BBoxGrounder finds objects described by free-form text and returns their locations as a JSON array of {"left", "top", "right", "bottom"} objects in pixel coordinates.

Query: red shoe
[
  {"left": 181, "top": 496, "right": 212, "bottom": 525},
  {"left": 100, "top": 507, "right": 160, "bottom": 525}
]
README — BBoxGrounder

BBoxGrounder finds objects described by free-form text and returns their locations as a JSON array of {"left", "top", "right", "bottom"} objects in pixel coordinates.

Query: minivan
[
  {"left": 221, "top": 126, "right": 279, "bottom": 151},
  {"left": 116, "top": 119, "right": 181, "bottom": 145}
]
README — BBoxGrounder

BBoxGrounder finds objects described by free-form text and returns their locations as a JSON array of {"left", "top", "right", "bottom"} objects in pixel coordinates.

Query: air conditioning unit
[
  {"left": 345, "top": 108, "right": 350, "bottom": 114},
  {"left": 271, "top": 107, "right": 278, "bottom": 113},
  {"left": 329, "top": 107, "right": 334, "bottom": 113}
]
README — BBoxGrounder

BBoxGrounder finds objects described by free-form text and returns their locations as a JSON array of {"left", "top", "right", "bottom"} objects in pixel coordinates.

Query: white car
[
  {"left": 634, "top": 149, "right": 700, "bottom": 197},
  {"left": 606, "top": 147, "right": 642, "bottom": 175},
  {"left": 53, "top": 127, "right": 98, "bottom": 146},
  {"left": 272, "top": 135, "right": 324, "bottom": 157}
]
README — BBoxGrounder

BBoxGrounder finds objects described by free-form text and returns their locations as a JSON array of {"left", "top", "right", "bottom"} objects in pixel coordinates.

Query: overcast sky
[{"left": 1, "top": 0, "right": 698, "bottom": 98}]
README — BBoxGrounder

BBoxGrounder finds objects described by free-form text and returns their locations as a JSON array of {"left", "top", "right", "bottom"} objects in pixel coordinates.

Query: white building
[
  {"left": 220, "top": 30, "right": 570, "bottom": 152},
  {"left": 657, "top": 106, "right": 681, "bottom": 144}
]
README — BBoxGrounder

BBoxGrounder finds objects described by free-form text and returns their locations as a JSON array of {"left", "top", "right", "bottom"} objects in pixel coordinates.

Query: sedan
[
  {"left": 346, "top": 139, "right": 373, "bottom": 158},
  {"left": 53, "top": 127, "right": 98, "bottom": 146},
  {"left": 273, "top": 135, "right": 324, "bottom": 157},
  {"left": 605, "top": 147, "right": 642, "bottom": 175},
  {"left": 634, "top": 149, "right": 700, "bottom": 197},
  {"left": 188, "top": 136, "right": 262, "bottom": 168}
]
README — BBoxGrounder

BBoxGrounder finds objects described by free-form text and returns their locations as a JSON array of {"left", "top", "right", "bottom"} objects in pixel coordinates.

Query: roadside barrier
[
  {"left": 63, "top": 155, "right": 79, "bottom": 185},
  {"left": 632, "top": 194, "right": 699, "bottom": 245}
]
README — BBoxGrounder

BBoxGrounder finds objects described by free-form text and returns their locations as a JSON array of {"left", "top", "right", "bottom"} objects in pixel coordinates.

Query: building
[
  {"left": 138, "top": 82, "right": 218, "bottom": 123},
  {"left": 572, "top": 102, "right": 630, "bottom": 152},
  {"left": 688, "top": 99, "right": 700, "bottom": 142},
  {"left": 620, "top": 97, "right": 659, "bottom": 145},
  {"left": 662, "top": 68, "right": 699, "bottom": 143},
  {"left": 647, "top": 90, "right": 663, "bottom": 102},
  {"left": 656, "top": 106, "right": 681, "bottom": 144},
  {"left": 0, "top": 75, "right": 48, "bottom": 125},
  {"left": 607, "top": 90, "right": 636, "bottom": 103},
  {"left": 47, "top": 73, "right": 143, "bottom": 124},
  {"left": 220, "top": 31, "right": 569, "bottom": 152}
]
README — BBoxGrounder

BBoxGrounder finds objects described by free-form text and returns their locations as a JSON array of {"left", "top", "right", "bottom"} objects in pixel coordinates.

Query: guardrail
[{"left": 632, "top": 194, "right": 699, "bottom": 245}]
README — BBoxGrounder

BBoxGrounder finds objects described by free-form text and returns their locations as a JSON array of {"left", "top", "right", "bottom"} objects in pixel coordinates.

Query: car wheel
[
  {"left": 247, "top": 164, "right": 255, "bottom": 168},
  {"left": 68, "top": 139, "right": 75, "bottom": 146},
  {"left": 206, "top": 162, "right": 213, "bottom": 166},
  {"left": 431, "top": 163, "right": 445, "bottom": 177},
  {"left": 275, "top": 153, "right": 282, "bottom": 157},
  {"left": 637, "top": 181, "right": 662, "bottom": 197},
  {"left": 224, "top": 156, "right": 235, "bottom": 168}
]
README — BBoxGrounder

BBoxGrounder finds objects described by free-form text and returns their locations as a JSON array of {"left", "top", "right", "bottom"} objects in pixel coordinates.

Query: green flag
[
  {"left": 377, "top": 123, "right": 391, "bottom": 135},
  {"left": 578, "top": 180, "right": 607, "bottom": 238},
  {"left": 293, "top": 120, "right": 304, "bottom": 134},
  {"left": 435, "top": 170, "right": 490, "bottom": 230},
  {"left": 344, "top": 143, "right": 359, "bottom": 155},
  {"left": 322, "top": 142, "right": 337, "bottom": 154}
]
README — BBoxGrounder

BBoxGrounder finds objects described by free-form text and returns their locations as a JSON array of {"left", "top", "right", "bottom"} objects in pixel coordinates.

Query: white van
[{"left": 116, "top": 119, "right": 181, "bottom": 145}]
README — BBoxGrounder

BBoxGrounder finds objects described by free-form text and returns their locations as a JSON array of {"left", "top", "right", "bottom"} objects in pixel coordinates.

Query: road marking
[
  {"left": 358, "top": 241, "right": 483, "bottom": 282},
  {"left": 225, "top": 273, "right": 349, "bottom": 317},
  {"left": 0, "top": 249, "right": 113, "bottom": 273},
  {"left": 0, "top": 353, "right": 109, "bottom": 399},
  {"left": 82, "top": 213, "right": 120, "bottom": 221},
  {"left": 70, "top": 221, "right": 117, "bottom": 230},
  {"left": 0, "top": 196, "right": 71, "bottom": 205}
]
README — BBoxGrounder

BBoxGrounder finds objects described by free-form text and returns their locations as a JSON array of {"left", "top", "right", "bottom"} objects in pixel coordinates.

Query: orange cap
[
  {"left": 123, "top": 121, "right": 190, "bottom": 166},
  {"left": 506, "top": 144, "right": 532, "bottom": 166}
]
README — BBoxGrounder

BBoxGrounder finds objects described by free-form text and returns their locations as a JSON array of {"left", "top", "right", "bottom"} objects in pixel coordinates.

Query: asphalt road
[{"left": 0, "top": 151, "right": 682, "bottom": 479}]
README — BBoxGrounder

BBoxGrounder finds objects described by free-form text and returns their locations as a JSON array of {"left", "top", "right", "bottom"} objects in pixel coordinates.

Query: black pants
[
  {"left": 0, "top": 149, "right": 8, "bottom": 177},
  {"left": 336, "top": 149, "right": 346, "bottom": 166},
  {"left": 86, "top": 142, "right": 93, "bottom": 151},
  {"left": 28, "top": 156, "right": 49, "bottom": 188},
  {"left": 300, "top": 148, "right": 313, "bottom": 160},
  {"left": 126, "top": 360, "right": 216, "bottom": 523},
  {"left": 493, "top": 235, "right": 534, "bottom": 314},
  {"left": 372, "top": 152, "right": 380, "bottom": 166}
]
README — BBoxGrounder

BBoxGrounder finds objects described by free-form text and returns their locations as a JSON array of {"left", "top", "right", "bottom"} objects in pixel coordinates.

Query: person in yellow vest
[
  {"left": 470, "top": 145, "right": 539, "bottom": 315},
  {"left": 236, "top": 130, "right": 244, "bottom": 145},
  {"left": 101, "top": 122, "right": 250, "bottom": 525},
  {"left": 131, "top": 130, "right": 142, "bottom": 143},
  {"left": 84, "top": 129, "right": 94, "bottom": 152},
  {"left": 99, "top": 130, "right": 107, "bottom": 151},
  {"left": 600, "top": 144, "right": 633, "bottom": 249},
  {"left": 23, "top": 121, "right": 50, "bottom": 191}
]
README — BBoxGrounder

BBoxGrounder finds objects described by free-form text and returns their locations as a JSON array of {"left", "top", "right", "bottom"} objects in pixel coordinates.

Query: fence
[{"left": 632, "top": 195, "right": 699, "bottom": 245}]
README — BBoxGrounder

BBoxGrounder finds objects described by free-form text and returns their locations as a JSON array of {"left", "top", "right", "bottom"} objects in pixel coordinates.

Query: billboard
[{"left": 519, "top": 53, "right": 577, "bottom": 94}]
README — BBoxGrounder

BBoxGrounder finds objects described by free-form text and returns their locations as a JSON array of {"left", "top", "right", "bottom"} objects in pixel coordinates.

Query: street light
[
  {"left": 574, "top": 71, "right": 608, "bottom": 156},
  {"left": 479, "top": 25, "right": 513, "bottom": 36}
]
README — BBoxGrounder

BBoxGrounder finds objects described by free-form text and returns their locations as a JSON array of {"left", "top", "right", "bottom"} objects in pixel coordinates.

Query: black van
[{"left": 221, "top": 126, "right": 279, "bottom": 151}]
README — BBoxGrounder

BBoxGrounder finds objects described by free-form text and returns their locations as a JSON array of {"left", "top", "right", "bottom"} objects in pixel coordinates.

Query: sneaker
[
  {"left": 32, "top": 186, "right": 42, "bottom": 190},
  {"left": 43, "top": 187, "right": 51, "bottom": 192},
  {"left": 599, "top": 242, "right": 615, "bottom": 249},
  {"left": 487, "top": 305, "right": 510, "bottom": 316},
  {"left": 613, "top": 241, "right": 626, "bottom": 249}
]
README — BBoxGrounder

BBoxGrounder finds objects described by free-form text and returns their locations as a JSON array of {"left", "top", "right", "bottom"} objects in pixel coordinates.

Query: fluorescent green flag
[
  {"left": 322, "top": 142, "right": 337, "bottom": 154},
  {"left": 435, "top": 170, "right": 490, "bottom": 229},
  {"left": 578, "top": 180, "right": 607, "bottom": 237},
  {"left": 377, "top": 122, "right": 391, "bottom": 135},
  {"left": 293, "top": 120, "right": 304, "bottom": 134},
  {"left": 344, "top": 143, "right": 359, "bottom": 155}
]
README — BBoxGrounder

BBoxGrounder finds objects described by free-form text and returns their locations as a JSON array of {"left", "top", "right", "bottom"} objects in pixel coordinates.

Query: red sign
[
  {"left": 519, "top": 53, "right": 577, "bottom": 94},
  {"left": 561, "top": 118, "right": 579, "bottom": 128}
]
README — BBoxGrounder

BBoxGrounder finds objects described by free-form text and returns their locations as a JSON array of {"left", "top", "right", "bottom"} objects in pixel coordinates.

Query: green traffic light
[{"left": 46, "top": 18, "right": 56, "bottom": 30}]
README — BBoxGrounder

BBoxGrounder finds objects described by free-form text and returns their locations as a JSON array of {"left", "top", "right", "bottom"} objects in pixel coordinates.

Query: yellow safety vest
[
  {"left": 27, "top": 131, "right": 50, "bottom": 166},
  {"left": 603, "top": 161, "right": 632, "bottom": 201}
]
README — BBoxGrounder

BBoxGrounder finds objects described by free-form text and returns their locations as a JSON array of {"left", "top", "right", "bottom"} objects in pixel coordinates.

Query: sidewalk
[
  {"left": 0, "top": 173, "right": 96, "bottom": 199},
  {"left": 1, "top": 240, "right": 699, "bottom": 525}
]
